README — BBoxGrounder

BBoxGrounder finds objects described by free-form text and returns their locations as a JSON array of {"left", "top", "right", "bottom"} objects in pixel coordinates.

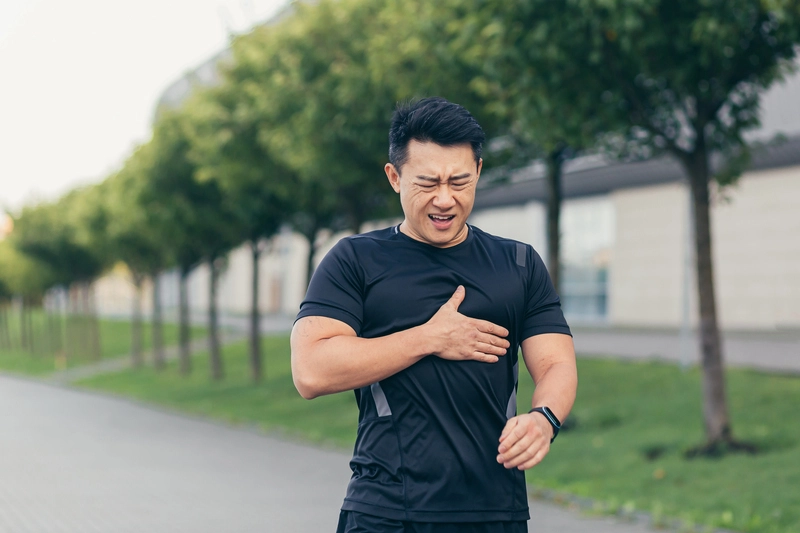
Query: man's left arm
[{"left": 496, "top": 333, "right": 577, "bottom": 470}]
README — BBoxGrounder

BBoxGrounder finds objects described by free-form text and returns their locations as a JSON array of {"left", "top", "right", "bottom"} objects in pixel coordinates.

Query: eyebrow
[{"left": 415, "top": 173, "right": 472, "bottom": 182}]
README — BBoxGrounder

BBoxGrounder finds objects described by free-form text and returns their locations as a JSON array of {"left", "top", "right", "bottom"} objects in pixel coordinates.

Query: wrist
[
  {"left": 529, "top": 406, "right": 561, "bottom": 443},
  {"left": 405, "top": 324, "right": 437, "bottom": 360}
]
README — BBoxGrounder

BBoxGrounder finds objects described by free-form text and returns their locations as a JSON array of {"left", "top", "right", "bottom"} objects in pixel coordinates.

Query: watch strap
[{"left": 529, "top": 406, "right": 561, "bottom": 443}]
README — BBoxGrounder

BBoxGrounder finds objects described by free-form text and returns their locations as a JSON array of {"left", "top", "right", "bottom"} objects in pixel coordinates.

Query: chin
[{"left": 428, "top": 232, "right": 460, "bottom": 247}]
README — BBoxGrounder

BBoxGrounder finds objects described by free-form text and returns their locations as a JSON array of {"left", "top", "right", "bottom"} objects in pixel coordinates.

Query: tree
[
  {"left": 11, "top": 192, "right": 109, "bottom": 360},
  {"left": 375, "top": 0, "right": 627, "bottom": 292},
  {"left": 460, "top": 0, "right": 628, "bottom": 291},
  {"left": 104, "top": 145, "right": 173, "bottom": 368},
  {"left": 363, "top": 0, "right": 602, "bottom": 295},
  {"left": 0, "top": 255, "right": 11, "bottom": 352},
  {"left": 526, "top": 0, "right": 800, "bottom": 452},
  {"left": 148, "top": 107, "right": 241, "bottom": 380},
  {"left": 229, "top": 0, "right": 401, "bottom": 286},
  {"left": 0, "top": 240, "right": 56, "bottom": 354},
  {"left": 185, "top": 84, "right": 293, "bottom": 382}
]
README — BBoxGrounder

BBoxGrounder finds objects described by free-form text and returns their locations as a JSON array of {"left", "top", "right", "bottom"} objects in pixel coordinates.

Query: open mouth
[{"left": 428, "top": 214, "right": 456, "bottom": 230}]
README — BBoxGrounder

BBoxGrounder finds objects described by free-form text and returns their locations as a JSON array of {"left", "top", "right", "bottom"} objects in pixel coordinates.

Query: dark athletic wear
[
  {"left": 336, "top": 510, "right": 527, "bottom": 533},
  {"left": 297, "top": 225, "right": 571, "bottom": 523}
]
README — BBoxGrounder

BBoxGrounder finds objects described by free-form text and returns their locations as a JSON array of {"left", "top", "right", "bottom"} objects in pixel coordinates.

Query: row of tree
[{"left": 2, "top": 0, "right": 798, "bottom": 451}]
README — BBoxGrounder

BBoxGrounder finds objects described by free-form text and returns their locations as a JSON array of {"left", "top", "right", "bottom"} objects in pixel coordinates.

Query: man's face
[{"left": 385, "top": 140, "right": 482, "bottom": 248}]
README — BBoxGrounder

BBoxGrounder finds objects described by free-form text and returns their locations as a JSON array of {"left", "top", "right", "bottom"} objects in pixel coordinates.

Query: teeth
[{"left": 430, "top": 215, "right": 453, "bottom": 220}]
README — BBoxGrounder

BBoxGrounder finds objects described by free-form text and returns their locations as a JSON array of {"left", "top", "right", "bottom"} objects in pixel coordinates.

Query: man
[{"left": 291, "top": 97, "right": 577, "bottom": 533}]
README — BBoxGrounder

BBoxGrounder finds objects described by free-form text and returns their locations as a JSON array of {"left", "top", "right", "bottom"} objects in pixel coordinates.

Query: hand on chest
[{"left": 361, "top": 253, "right": 526, "bottom": 337}]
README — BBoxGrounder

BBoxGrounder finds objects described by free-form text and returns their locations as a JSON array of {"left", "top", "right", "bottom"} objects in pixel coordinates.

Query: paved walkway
[
  {"left": 572, "top": 326, "right": 800, "bottom": 374},
  {"left": 0, "top": 374, "right": 664, "bottom": 533},
  {"left": 4, "top": 317, "right": 772, "bottom": 532}
]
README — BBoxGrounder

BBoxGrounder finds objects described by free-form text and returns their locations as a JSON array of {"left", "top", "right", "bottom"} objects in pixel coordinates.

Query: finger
[
  {"left": 471, "top": 351, "right": 500, "bottom": 364},
  {"left": 501, "top": 426, "right": 548, "bottom": 468},
  {"left": 501, "top": 444, "right": 539, "bottom": 469},
  {"left": 476, "top": 333, "right": 511, "bottom": 350},
  {"left": 475, "top": 341, "right": 508, "bottom": 357},
  {"left": 499, "top": 432, "right": 537, "bottom": 464},
  {"left": 498, "top": 421, "right": 533, "bottom": 454},
  {"left": 516, "top": 448, "right": 550, "bottom": 471},
  {"left": 446, "top": 285, "right": 465, "bottom": 310},
  {"left": 509, "top": 433, "right": 550, "bottom": 469},
  {"left": 498, "top": 417, "right": 518, "bottom": 443},
  {"left": 474, "top": 319, "right": 509, "bottom": 338}
]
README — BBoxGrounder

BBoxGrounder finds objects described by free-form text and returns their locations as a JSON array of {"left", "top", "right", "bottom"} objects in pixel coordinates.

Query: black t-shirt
[{"left": 296, "top": 225, "right": 571, "bottom": 522}]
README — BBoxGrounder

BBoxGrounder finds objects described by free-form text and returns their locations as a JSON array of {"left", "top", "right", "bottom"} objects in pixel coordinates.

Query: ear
[
  {"left": 475, "top": 158, "right": 483, "bottom": 184},
  {"left": 385, "top": 163, "right": 401, "bottom": 193}
]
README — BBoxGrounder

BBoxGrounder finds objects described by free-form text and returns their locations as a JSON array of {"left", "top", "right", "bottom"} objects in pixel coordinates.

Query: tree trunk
[
  {"left": 131, "top": 274, "right": 144, "bottom": 367},
  {"left": 0, "top": 302, "right": 9, "bottom": 351},
  {"left": 683, "top": 145, "right": 733, "bottom": 446},
  {"left": 208, "top": 258, "right": 224, "bottom": 381},
  {"left": 20, "top": 297, "right": 31, "bottom": 353},
  {"left": 77, "top": 284, "right": 90, "bottom": 359},
  {"left": 303, "top": 222, "right": 321, "bottom": 291},
  {"left": 249, "top": 241, "right": 263, "bottom": 383},
  {"left": 59, "top": 287, "right": 69, "bottom": 362},
  {"left": 46, "top": 305, "right": 60, "bottom": 356},
  {"left": 178, "top": 268, "right": 191, "bottom": 376},
  {"left": 2, "top": 301, "right": 15, "bottom": 351},
  {"left": 27, "top": 300, "right": 37, "bottom": 355},
  {"left": 86, "top": 283, "right": 101, "bottom": 360},
  {"left": 151, "top": 274, "right": 165, "bottom": 370},
  {"left": 51, "top": 289, "right": 66, "bottom": 367},
  {"left": 305, "top": 239, "right": 316, "bottom": 291},
  {"left": 64, "top": 286, "right": 75, "bottom": 361},
  {"left": 75, "top": 285, "right": 86, "bottom": 357},
  {"left": 545, "top": 148, "right": 565, "bottom": 294}
]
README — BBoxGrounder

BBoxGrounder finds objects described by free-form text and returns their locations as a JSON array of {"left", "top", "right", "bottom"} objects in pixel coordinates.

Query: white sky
[{"left": 0, "top": 0, "right": 288, "bottom": 214}]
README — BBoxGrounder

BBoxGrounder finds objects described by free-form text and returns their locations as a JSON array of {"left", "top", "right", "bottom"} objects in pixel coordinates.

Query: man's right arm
[{"left": 290, "top": 285, "right": 510, "bottom": 399}]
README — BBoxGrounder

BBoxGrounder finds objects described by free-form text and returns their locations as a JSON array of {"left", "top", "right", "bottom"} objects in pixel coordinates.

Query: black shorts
[{"left": 336, "top": 511, "right": 527, "bottom": 533}]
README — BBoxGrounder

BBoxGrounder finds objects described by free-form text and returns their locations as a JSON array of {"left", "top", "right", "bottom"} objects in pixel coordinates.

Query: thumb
[{"left": 447, "top": 285, "right": 465, "bottom": 310}]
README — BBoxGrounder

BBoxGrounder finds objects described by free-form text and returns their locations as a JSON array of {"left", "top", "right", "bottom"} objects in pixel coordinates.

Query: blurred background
[{"left": 1, "top": 1, "right": 799, "bottom": 532}]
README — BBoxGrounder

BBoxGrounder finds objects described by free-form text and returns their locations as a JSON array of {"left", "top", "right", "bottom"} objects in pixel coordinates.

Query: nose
[{"left": 432, "top": 184, "right": 456, "bottom": 209}]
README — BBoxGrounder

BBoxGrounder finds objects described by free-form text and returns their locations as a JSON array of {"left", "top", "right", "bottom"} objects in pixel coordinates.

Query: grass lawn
[
  {"left": 76, "top": 336, "right": 800, "bottom": 533},
  {"left": 0, "top": 311, "right": 206, "bottom": 375}
]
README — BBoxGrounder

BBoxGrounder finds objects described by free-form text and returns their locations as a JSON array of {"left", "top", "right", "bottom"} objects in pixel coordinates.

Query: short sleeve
[
  {"left": 295, "top": 238, "right": 364, "bottom": 335},
  {"left": 521, "top": 246, "right": 572, "bottom": 340}
]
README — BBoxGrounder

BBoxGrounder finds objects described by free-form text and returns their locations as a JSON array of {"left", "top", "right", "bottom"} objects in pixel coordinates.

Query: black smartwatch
[{"left": 529, "top": 406, "right": 561, "bottom": 443}]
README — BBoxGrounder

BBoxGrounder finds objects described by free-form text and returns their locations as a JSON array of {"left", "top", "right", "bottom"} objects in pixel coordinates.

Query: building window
[{"left": 560, "top": 196, "right": 614, "bottom": 323}]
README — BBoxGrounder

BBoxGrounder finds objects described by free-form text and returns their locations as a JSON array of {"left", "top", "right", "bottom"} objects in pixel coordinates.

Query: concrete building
[{"left": 471, "top": 137, "right": 800, "bottom": 330}]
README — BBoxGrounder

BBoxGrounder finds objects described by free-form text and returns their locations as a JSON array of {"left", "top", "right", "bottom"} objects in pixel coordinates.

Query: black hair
[{"left": 388, "top": 97, "right": 485, "bottom": 172}]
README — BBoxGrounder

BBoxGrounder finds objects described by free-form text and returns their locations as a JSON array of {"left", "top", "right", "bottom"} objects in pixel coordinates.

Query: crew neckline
[{"left": 392, "top": 223, "right": 474, "bottom": 251}]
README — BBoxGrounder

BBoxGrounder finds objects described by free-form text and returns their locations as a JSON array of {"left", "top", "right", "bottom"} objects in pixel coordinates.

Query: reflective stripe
[
  {"left": 370, "top": 382, "right": 392, "bottom": 417},
  {"left": 516, "top": 243, "right": 526, "bottom": 267},
  {"left": 505, "top": 361, "right": 519, "bottom": 419}
]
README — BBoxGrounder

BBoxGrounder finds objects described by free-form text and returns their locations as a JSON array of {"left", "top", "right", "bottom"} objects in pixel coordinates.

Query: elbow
[
  {"left": 291, "top": 351, "right": 324, "bottom": 400},
  {"left": 293, "top": 372, "right": 322, "bottom": 400}
]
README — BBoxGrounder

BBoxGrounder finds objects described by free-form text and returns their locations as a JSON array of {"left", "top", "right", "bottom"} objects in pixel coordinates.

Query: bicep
[
  {"left": 291, "top": 315, "right": 357, "bottom": 358},
  {"left": 520, "top": 333, "right": 576, "bottom": 384}
]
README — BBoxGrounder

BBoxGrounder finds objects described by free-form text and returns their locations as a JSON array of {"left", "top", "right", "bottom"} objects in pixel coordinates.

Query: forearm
[
  {"left": 521, "top": 333, "right": 578, "bottom": 422},
  {"left": 292, "top": 288, "right": 510, "bottom": 399},
  {"left": 291, "top": 317, "right": 433, "bottom": 399},
  {"left": 529, "top": 361, "right": 578, "bottom": 422}
]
